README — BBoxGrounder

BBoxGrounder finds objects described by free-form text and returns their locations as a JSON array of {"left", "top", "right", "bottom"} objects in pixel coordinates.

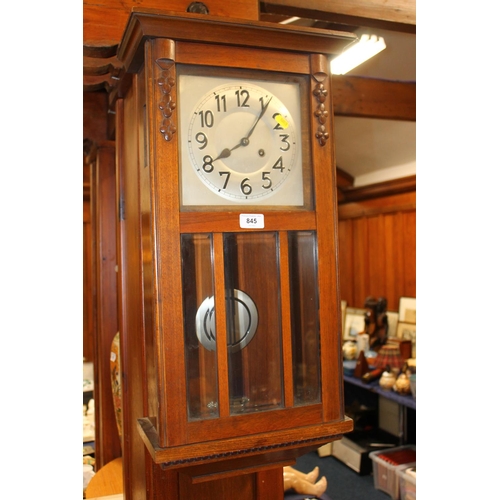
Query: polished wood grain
[
  {"left": 83, "top": 196, "right": 93, "bottom": 363},
  {"left": 117, "top": 10, "right": 355, "bottom": 75},
  {"left": 91, "top": 143, "right": 122, "bottom": 469},
  {"left": 115, "top": 92, "right": 147, "bottom": 500}
]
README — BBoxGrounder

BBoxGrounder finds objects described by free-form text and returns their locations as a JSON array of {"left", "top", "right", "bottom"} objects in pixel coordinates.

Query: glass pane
[
  {"left": 181, "top": 234, "right": 219, "bottom": 420},
  {"left": 288, "top": 231, "right": 321, "bottom": 405},
  {"left": 224, "top": 232, "right": 283, "bottom": 414}
]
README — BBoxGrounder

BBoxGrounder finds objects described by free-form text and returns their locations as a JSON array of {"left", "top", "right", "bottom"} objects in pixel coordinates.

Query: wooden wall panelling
[
  {"left": 337, "top": 217, "right": 354, "bottom": 307},
  {"left": 92, "top": 142, "right": 123, "bottom": 470},
  {"left": 84, "top": 91, "right": 109, "bottom": 142},
  {"left": 84, "top": 91, "right": 109, "bottom": 364},
  {"left": 367, "top": 214, "right": 386, "bottom": 303},
  {"left": 352, "top": 217, "right": 369, "bottom": 308},
  {"left": 402, "top": 210, "right": 416, "bottom": 297},
  {"left": 382, "top": 212, "right": 403, "bottom": 308},
  {"left": 337, "top": 189, "right": 416, "bottom": 312}
]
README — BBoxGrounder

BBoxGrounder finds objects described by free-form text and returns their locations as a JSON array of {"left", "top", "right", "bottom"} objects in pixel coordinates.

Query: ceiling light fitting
[{"left": 330, "top": 34, "right": 386, "bottom": 75}]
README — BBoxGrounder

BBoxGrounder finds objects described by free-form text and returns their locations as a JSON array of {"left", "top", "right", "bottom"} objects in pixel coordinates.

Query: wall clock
[{"left": 114, "top": 10, "right": 355, "bottom": 500}]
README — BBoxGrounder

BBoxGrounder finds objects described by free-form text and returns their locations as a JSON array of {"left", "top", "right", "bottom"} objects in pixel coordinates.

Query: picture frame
[
  {"left": 386, "top": 311, "right": 399, "bottom": 338},
  {"left": 396, "top": 321, "right": 416, "bottom": 358},
  {"left": 343, "top": 307, "right": 366, "bottom": 341},
  {"left": 398, "top": 297, "right": 416, "bottom": 324}
]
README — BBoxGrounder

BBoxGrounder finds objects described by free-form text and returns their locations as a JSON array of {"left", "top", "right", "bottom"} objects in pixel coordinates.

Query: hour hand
[
  {"left": 213, "top": 148, "right": 232, "bottom": 162},
  {"left": 213, "top": 140, "right": 244, "bottom": 162}
]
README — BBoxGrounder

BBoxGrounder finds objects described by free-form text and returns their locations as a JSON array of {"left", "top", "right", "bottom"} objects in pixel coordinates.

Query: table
[{"left": 85, "top": 457, "right": 123, "bottom": 499}]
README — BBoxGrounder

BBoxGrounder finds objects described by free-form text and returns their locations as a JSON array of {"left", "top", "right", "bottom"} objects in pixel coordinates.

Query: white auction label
[{"left": 239, "top": 214, "right": 264, "bottom": 229}]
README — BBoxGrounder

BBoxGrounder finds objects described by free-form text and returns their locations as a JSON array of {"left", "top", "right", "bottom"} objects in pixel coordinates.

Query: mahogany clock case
[{"left": 114, "top": 9, "right": 354, "bottom": 472}]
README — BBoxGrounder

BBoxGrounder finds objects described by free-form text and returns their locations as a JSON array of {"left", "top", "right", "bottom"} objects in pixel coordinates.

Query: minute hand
[{"left": 244, "top": 96, "right": 273, "bottom": 140}]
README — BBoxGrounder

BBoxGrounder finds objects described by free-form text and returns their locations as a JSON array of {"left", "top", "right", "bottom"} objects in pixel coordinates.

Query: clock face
[{"left": 178, "top": 71, "right": 304, "bottom": 207}]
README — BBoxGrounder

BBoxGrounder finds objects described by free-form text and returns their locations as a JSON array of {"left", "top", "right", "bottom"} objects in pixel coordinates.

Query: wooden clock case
[{"left": 113, "top": 9, "right": 354, "bottom": 499}]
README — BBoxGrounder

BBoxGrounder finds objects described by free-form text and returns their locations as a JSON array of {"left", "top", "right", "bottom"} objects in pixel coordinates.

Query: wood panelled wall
[{"left": 337, "top": 182, "right": 416, "bottom": 313}]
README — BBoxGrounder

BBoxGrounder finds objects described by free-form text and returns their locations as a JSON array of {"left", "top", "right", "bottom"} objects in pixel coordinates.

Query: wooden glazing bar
[
  {"left": 278, "top": 231, "right": 294, "bottom": 408},
  {"left": 213, "top": 233, "right": 230, "bottom": 418}
]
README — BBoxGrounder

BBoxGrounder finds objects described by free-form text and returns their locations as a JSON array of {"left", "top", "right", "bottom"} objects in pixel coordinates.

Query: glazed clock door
[{"left": 181, "top": 229, "right": 323, "bottom": 423}]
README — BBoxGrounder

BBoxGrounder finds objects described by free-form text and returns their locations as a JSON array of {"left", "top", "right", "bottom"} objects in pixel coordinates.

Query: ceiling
[
  {"left": 83, "top": 7, "right": 416, "bottom": 188},
  {"left": 334, "top": 27, "right": 416, "bottom": 186},
  {"left": 272, "top": 18, "right": 417, "bottom": 187}
]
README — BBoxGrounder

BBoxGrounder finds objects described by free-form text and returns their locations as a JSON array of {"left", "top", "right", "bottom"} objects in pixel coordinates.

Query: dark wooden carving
[{"left": 156, "top": 59, "right": 177, "bottom": 141}]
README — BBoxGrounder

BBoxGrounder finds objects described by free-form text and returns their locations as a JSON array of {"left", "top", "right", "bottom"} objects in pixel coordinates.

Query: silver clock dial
[{"left": 179, "top": 73, "right": 304, "bottom": 207}]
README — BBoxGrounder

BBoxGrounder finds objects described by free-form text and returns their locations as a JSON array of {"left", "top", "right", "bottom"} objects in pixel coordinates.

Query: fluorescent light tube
[{"left": 331, "top": 34, "right": 386, "bottom": 75}]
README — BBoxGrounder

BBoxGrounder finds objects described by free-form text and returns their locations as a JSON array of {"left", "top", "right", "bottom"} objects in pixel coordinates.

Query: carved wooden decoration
[{"left": 156, "top": 59, "right": 177, "bottom": 141}]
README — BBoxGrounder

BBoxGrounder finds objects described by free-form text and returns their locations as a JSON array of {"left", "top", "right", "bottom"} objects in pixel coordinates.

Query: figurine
[
  {"left": 353, "top": 350, "right": 369, "bottom": 379},
  {"left": 393, "top": 364, "right": 412, "bottom": 395},
  {"left": 283, "top": 466, "right": 327, "bottom": 497},
  {"left": 364, "top": 296, "right": 388, "bottom": 351},
  {"left": 379, "top": 366, "right": 396, "bottom": 391},
  {"left": 342, "top": 340, "right": 357, "bottom": 360}
]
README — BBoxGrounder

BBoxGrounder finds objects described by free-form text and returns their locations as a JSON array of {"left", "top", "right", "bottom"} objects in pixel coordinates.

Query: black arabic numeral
[
  {"left": 203, "top": 155, "right": 214, "bottom": 173},
  {"left": 272, "top": 112, "right": 284, "bottom": 130},
  {"left": 279, "top": 134, "right": 290, "bottom": 151},
  {"left": 241, "top": 178, "right": 252, "bottom": 195},
  {"left": 219, "top": 171, "right": 230, "bottom": 189},
  {"left": 215, "top": 94, "right": 226, "bottom": 113},
  {"left": 199, "top": 110, "right": 214, "bottom": 128},
  {"left": 272, "top": 156, "right": 285, "bottom": 173},
  {"left": 235, "top": 89, "right": 250, "bottom": 107},
  {"left": 195, "top": 132, "right": 208, "bottom": 150},
  {"left": 262, "top": 172, "right": 272, "bottom": 189}
]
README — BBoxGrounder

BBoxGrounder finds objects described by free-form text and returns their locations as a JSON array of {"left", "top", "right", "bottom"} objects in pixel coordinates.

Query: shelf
[{"left": 343, "top": 374, "right": 416, "bottom": 411}]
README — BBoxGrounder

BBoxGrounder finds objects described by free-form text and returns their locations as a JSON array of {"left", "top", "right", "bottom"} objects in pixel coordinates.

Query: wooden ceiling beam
[
  {"left": 332, "top": 75, "right": 416, "bottom": 121},
  {"left": 83, "top": 0, "right": 415, "bottom": 49},
  {"left": 83, "top": 0, "right": 259, "bottom": 48},
  {"left": 260, "top": 0, "right": 416, "bottom": 33}
]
